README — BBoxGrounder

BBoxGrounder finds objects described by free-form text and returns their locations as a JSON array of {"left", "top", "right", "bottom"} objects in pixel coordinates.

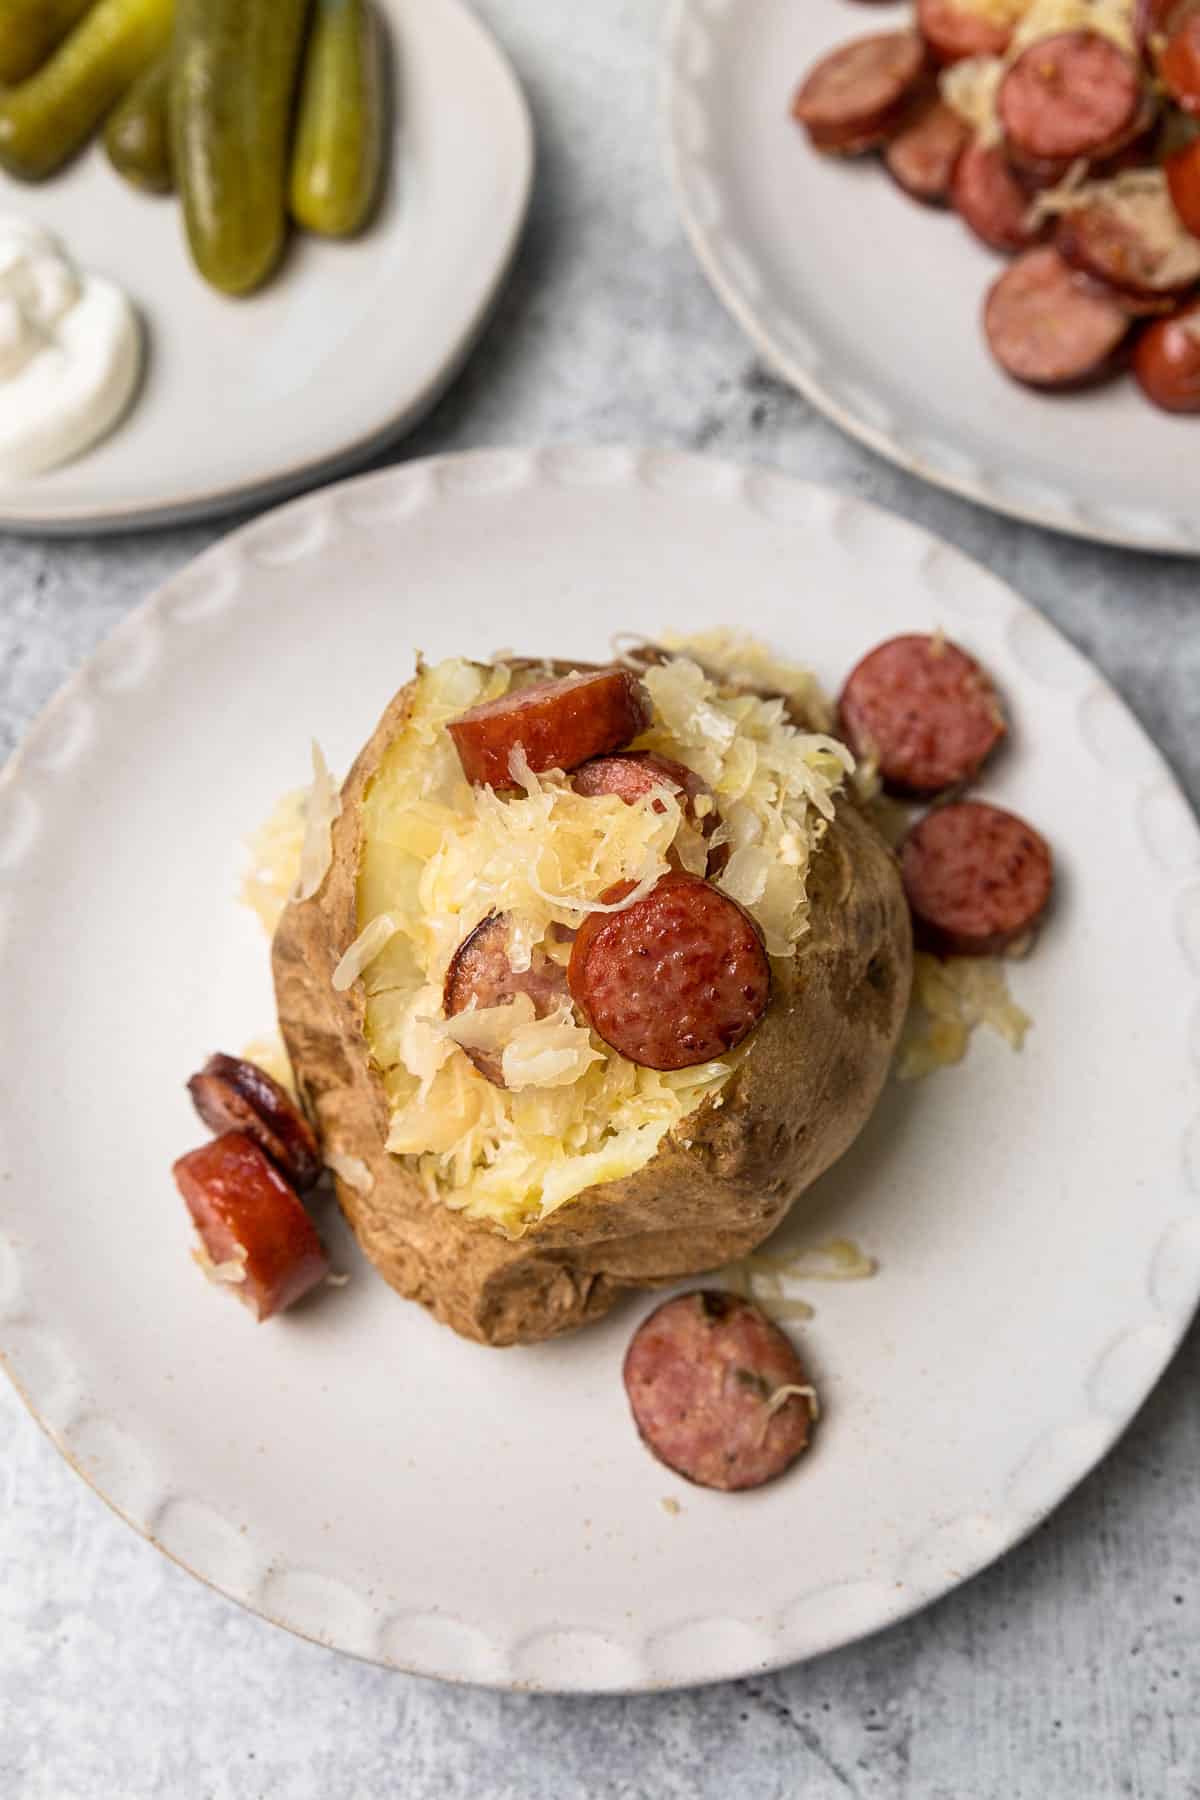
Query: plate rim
[
  {"left": 0, "top": 0, "right": 534, "bottom": 537},
  {"left": 661, "top": 0, "right": 1198, "bottom": 558},
  {"left": 2, "top": 444, "right": 1199, "bottom": 1692}
]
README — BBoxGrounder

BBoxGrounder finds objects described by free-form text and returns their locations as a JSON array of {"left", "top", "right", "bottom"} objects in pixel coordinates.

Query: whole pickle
[
  {"left": 171, "top": 0, "right": 312, "bottom": 296},
  {"left": 0, "top": 0, "right": 96, "bottom": 87},
  {"left": 290, "top": 0, "right": 385, "bottom": 239},
  {"left": 104, "top": 50, "right": 170, "bottom": 192},
  {"left": 0, "top": 0, "right": 173, "bottom": 182}
]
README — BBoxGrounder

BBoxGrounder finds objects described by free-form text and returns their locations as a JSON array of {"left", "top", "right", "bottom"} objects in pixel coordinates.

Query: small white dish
[
  {"left": 664, "top": 0, "right": 1200, "bottom": 554},
  {"left": 1, "top": 448, "right": 1197, "bottom": 1691},
  {"left": 0, "top": 0, "right": 532, "bottom": 533}
]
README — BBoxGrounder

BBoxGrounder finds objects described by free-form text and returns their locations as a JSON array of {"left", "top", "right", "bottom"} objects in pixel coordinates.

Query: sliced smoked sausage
[
  {"left": 983, "top": 245, "right": 1131, "bottom": 388},
  {"left": 997, "top": 31, "right": 1141, "bottom": 164},
  {"left": 791, "top": 32, "right": 928, "bottom": 153},
  {"left": 623, "top": 1290, "right": 817, "bottom": 1492},
  {"left": 567, "top": 872, "right": 770, "bottom": 1071},
  {"left": 951, "top": 137, "right": 1044, "bottom": 253},
  {"left": 900, "top": 800, "right": 1054, "bottom": 955},
  {"left": 1132, "top": 305, "right": 1200, "bottom": 411},
  {"left": 917, "top": 0, "right": 1014, "bottom": 65},
  {"left": 174, "top": 1132, "right": 329, "bottom": 1322},
  {"left": 572, "top": 750, "right": 715, "bottom": 827},
  {"left": 188, "top": 1052, "right": 322, "bottom": 1192},
  {"left": 1055, "top": 176, "right": 1200, "bottom": 300},
  {"left": 443, "top": 912, "right": 570, "bottom": 1086},
  {"left": 447, "top": 668, "right": 652, "bottom": 788},
  {"left": 838, "top": 633, "right": 1006, "bottom": 797},
  {"left": 885, "top": 98, "right": 970, "bottom": 204}
]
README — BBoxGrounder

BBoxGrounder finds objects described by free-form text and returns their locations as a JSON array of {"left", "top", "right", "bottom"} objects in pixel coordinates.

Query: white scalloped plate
[
  {"left": 2, "top": 448, "right": 1199, "bottom": 1692},
  {"left": 665, "top": 0, "right": 1200, "bottom": 554},
  {"left": 0, "top": 0, "right": 531, "bottom": 534}
]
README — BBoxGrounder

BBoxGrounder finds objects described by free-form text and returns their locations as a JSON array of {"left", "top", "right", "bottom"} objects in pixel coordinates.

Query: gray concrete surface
[{"left": 3, "top": 2, "right": 1199, "bottom": 1795}]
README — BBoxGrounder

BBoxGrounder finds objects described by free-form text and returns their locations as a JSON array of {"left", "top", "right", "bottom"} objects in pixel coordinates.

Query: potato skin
[{"left": 272, "top": 673, "right": 914, "bottom": 1347}]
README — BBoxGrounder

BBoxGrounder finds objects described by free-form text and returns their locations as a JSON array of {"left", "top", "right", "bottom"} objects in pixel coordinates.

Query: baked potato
[{"left": 272, "top": 643, "right": 913, "bottom": 1347}]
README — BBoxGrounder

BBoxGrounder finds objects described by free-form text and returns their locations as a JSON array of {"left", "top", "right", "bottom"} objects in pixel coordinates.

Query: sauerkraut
[
  {"left": 1027, "top": 169, "right": 1200, "bottom": 290},
  {"left": 351, "top": 649, "right": 851, "bottom": 1234},
  {"left": 897, "top": 951, "right": 1031, "bottom": 1081}
]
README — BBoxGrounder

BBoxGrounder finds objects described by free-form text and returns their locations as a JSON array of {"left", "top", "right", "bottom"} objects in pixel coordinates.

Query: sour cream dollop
[{"left": 0, "top": 216, "right": 142, "bottom": 480}]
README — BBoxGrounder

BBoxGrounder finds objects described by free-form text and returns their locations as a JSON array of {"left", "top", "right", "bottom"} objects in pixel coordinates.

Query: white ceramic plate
[
  {"left": 2, "top": 447, "right": 1198, "bottom": 1693},
  {"left": 665, "top": 0, "right": 1200, "bottom": 554},
  {"left": 0, "top": 0, "right": 531, "bottom": 534}
]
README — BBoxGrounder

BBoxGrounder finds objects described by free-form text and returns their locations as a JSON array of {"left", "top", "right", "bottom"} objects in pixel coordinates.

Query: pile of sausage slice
[{"left": 793, "top": 1, "right": 1200, "bottom": 411}]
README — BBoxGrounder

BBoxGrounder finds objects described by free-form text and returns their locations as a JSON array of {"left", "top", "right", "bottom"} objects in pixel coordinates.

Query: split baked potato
[{"left": 272, "top": 643, "right": 913, "bottom": 1346}]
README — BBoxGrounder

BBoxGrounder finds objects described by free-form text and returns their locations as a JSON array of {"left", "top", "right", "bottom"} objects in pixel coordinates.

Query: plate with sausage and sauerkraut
[
  {"left": 666, "top": 0, "right": 1200, "bottom": 551},
  {"left": 1, "top": 449, "right": 1197, "bottom": 1691}
]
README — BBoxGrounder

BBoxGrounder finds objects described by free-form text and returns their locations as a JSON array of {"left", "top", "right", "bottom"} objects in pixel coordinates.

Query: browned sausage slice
[
  {"left": 623, "top": 1290, "right": 816, "bottom": 1492},
  {"left": 900, "top": 800, "right": 1054, "bottom": 955},
  {"left": 1056, "top": 183, "right": 1200, "bottom": 299},
  {"left": 917, "top": 0, "right": 1013, "bottom": 64},
  {"left": 885, "top": 98, "right": 970, "bottom": 203},
  {"left": 188, "top": 1053, "right": 323, "bottom": 1192},
  {"left": 572, "top": 750, "right": 715, "bottom": 825},
  {"left": 447, "top": 668, "right": 652, "bottom": 788},
  {"left": 1132, "top": 304, "right": 1200, "bottom": 411},
  {"left": 984, "top": 245, "right": 1131, "bottom": 387},
  {"left": 998, "top": 32, "right": 1141, "bottom": 164},
  {"left": 174, "top": 1133, "right": 329, "bottom": 1322},
  {"left": 444, "top": 913, "right": 570, "bottom": 1085},
  {"left": 792, "top": 32, "right": 928, "bottom": 152},
  {"left": 567, "top": 872, "right": 770, "bottom": 1071},
  {"left": 951, "top": 137, "right": 1044, "bottom": 254},
  {"left": 838, "top": 633, "right": 1006, "bottom": 798}
]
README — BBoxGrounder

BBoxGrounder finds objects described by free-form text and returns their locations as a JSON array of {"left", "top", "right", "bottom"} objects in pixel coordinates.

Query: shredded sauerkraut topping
[
  {"left": 941, "top": 54, "right": 1006, "bottom": 147},
  {"left": 1008, "top": 0, "right": 1135, "bottom": 53},
  {"left": 240, "top": 788, "right": 307, "bottom": 935},
  {"left": 297, "top": 742, "right": 342, "bottom": 902},
  {"left": 351, "top": 649, "right": 849, "bottom": 1233},
  {"left": 721, "top": 1236, "right": 877, "bottom": 1322},
  {"left": 897, "top": 952, "right": 1032, "bottom": 1081}
]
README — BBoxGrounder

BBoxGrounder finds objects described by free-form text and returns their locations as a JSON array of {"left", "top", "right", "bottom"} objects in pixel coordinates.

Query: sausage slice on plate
[
  {"left": 984, "top": 245, "right": 1131, "bottom": 388},
  {"left": 901, "top": 800, "right": 1054, "bottom": 955},
  {"left": 792, "top": 31, "right": 928, "bottom": 153},
  {"left": 174, "top": 1132, "right": 329, "bottom": 1322},
  {"left": 952, "top": 137, "right": 1044, "bottom": 254},
  {"left": 885, "top": 99, "right": 970, "bottom": 204},
  {"left": 1132, "top": 305, "right": 1200, "bottom": 412},
  {"left": 624, "top": 1290, "right": 817, "bottom": 1492},
  {"left": 838, "top": 633, "right": 1006, "bottom": 797},
  {"left": 917, "top": 0, "right": 1014, "bottom": 64},
  {"left": 998, "top": 31, "right": 1141, "bottom": 164},
  {"left": 567, "top": 872, "right": 770, "bottom": 1070},
  {"left": 447, "top": 668, "right": 652, "bottom": 787},
  {"left": 188, "top": 1052, "right": 322, "bottom": 1192}
]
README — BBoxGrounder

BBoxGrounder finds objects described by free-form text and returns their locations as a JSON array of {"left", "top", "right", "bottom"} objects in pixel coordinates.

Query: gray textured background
[{"left": 3, "top": 3, "right": 1199, "bottom": 1795}]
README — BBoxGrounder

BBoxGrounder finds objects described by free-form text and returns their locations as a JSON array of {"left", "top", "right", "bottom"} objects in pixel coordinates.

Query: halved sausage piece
[
  {"left": 624, "top": 1290, "right": 817, "bottom": 1492},
  {"left": 983, "top": 245, "right": 1131, "bottom": 388},
  {"left": 174, "top": 1133, "right": 329, "bottom": 1322},
  {"left": 951, "top": 136, "right": 1045, "bottom": 253},
  {"left": 838, "top": 633, "right": 1006, "bottom": 798},
  {"left": 188, "top": 1053, "right": 322, "bottom": 1192},
  {"left": 792, "top": 32, "right": 928, "bottom": 153},
  {"left": 1132, "top": 305, "right": 1200, "bottom": 411},
  {"left": 885, "top": 98, "right": 970, "bottom": 203},
  {"left": 917, "top": 0, "right": 1013, "bottom": 64},
  {"left": 998, "top": 31, "right": 1141, "bottom": 164},
  {"left": 447, "top": 668, "right": 652, "bottom": 788},
  {"left": 567, "top": 872, "right": 770, "bottom": 1071},
  {"left": 900, "top": 800, "right": 1054, "bottom": 955},
  {"left": 444, "top": 912, "right": 570, "bottom": 1085}
]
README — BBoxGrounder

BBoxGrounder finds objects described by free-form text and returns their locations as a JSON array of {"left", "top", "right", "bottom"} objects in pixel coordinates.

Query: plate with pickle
[{"left": 0, "top": 0, "right": 533, "bottom": 532}]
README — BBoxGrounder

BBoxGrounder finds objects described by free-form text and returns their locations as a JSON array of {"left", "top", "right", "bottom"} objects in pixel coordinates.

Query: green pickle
[
  {"left": 103, "top": 50, "right": 170, "bottom": 192},
  {"left": 0, "top": 0, "right": 96, "bottom": 86},
  {"left": 172, "top": 0, "right": 312, "bottom": 297},
  {"left": 0, "top": 0, "right": 173, "bottom": 182},
  {"left": 290, "top": 0, "right": 384, "bottom": 238}
]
